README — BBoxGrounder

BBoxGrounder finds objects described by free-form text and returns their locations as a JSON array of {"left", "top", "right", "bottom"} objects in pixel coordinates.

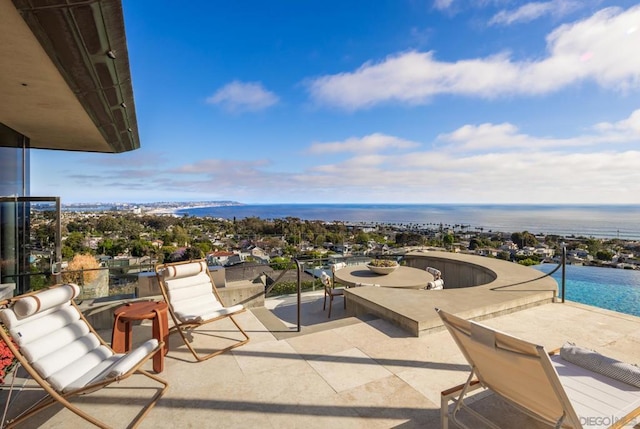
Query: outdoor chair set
[
  {"left": 0, "top": 259, "right": 249, "bottom": 428},
  {"left": 2, "top": 259, "right": 639, "bottom": 428}
]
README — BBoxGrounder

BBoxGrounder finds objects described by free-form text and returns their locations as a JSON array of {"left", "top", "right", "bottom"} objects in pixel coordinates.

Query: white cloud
[
  {"left": 489, "top": 0, "right": 581, "bottom": 26},
  {"left": 308, "top": 5, "right": 640, "bottom": 110},
  {"left": 206, "top": 81, "right": 279, "bottom": 112},
  {"left": 433, "top": 0, "right": 454, "bottom": 11},
  {"left": 187, "top": 109, "right": 640, "bottom": 203},
  {"left": 437, "top": 109, "right": 640, "bottom": 152},
  {"left": 594, "top": 109, "right": 640, "bottom": 134},
  {"left": 45, "top": 109, "right": 640, "bottom": 204},
  {"left": 308, "top": 133, "right": 420, "bottom": 154}
]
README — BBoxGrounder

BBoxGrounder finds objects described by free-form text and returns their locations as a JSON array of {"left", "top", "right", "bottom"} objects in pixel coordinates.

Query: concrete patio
[{"left": 3, "top": 295, "right": 640, "bottom": 428}]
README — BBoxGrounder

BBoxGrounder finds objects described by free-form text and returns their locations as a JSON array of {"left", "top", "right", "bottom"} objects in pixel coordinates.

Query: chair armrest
[{"left": 441, "top": 378, "right": 481, "bottom": 398}]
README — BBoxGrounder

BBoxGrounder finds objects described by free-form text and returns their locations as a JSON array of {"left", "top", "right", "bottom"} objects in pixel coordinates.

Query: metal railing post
[
  {"left": 561, "top": 245, "right": 566, "bottom": 303},
  {"left": 295, "top": 259, "right": 301, "bottom": 332}
]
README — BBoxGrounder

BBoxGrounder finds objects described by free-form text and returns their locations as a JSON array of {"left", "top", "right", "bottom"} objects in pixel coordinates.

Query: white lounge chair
[
  {"left": 437, "top": 308, "right": 640, "bottom": 429},
  {"left": 155, "top": 259, "right": 249, "bottom": 362},
  {"left": 0, "top": 284, "right": 168, "bottom": 428}
]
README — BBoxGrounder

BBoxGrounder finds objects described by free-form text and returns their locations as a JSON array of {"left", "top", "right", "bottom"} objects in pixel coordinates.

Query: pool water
[{"left": 533, "top": 264, "right": 640, "bottom": 317}]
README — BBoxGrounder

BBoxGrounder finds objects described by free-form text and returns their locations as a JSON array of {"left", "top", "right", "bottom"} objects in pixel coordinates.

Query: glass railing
[{"left": 0, "top": 196, "right": 61, "bottom": 295}]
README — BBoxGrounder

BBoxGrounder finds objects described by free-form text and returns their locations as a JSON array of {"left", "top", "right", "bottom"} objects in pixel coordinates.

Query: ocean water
[
  {"left": 179, "top": 203, "right": 640, "bottom": 316},
  {"left": 178, "top": 204, "right": 640, "bottom": 240},
  {"left": 533, "top": 264, "right": 640, "bottom": 317}
]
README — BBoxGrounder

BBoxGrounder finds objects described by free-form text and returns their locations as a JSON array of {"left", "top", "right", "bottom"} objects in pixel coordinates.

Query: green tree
[
  {"left": 585, "top": 238, "right": 602, "bottom": 256},
  {"left": 468, "top": 238, "right": 482, "bottom": 250},
  {"left": 130, "top": 239, "right": 153, "bottom": 257},
  {"left": 96, "top": 216, "right": 119, "bottom": 234},
  {"left": 64, "top": 232, "right": 89, "bottom": 255},
  {"left": 161, "top": 245, "right": 178, "bottom": 262},
  {"left": 497, "top": 251, "right": 511, "bottom": 261},
  {"left": 182, "top": 246, "right": 204, "bottom": 261},
  {"left": 355, "top": 231, "right": 370, "bottom": 245},
  {"left": 517, "top": 258, "right": 539, "bottom": 266},
  {"left": 270, "top": 256, "right": 294, "bottom": 270},
  {"left": 443, "top": 233, "right": 455, "bottom": 248},
  {"left": 194, "top": 241, "right": 212, "bottom": 255},
  {"left": 511, "top": 231, "right": 537, "bottom": 248},
  {"left": 596, "top": 249, "right": 614, "bottom": 261},
  {"left": 172, "top": 226, "right": 190, "bottom": 247},
  {"left": 61, "top": 245, "right": 75, "bottom": 259}
]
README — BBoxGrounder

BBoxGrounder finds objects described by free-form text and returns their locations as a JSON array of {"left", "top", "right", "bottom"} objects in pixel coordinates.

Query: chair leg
[
  {"left": 171, "top": 313, "right": 250, "bottom": 362},
  {"left": 328, "top": 295, "right": 333, "bottom": 318},
  {"left": 323, "top": 292, "right": 327, "bottom": 311}
]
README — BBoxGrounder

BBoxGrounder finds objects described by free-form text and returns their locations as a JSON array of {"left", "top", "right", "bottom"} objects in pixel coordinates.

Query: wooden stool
[{"left": 111, "top": 301, "right": 169, "bottom": 373}]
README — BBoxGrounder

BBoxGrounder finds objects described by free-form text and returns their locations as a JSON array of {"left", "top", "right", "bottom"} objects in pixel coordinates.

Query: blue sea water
[
  {"left": 178, "top": 204, "right": 640, "bottom": 240},
  {"left": 178, "top": 203, "right": 640, "bottom": 317},
  {"left": 533, "top": 264, "right": 640, "bottom": 317}
]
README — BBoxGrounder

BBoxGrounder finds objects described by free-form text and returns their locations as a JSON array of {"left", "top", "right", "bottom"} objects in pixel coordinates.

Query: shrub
[
  {"left": 62, "top": 253, "right": 100, "bottom": 285},
  {"left": 368, "top": 259, "right": 398, "bottom": 267}
]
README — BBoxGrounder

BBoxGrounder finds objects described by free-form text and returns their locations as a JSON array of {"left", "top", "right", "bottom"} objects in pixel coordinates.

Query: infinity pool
[{"left": 533, "top": 263, "right": 640, "bottom": 317}]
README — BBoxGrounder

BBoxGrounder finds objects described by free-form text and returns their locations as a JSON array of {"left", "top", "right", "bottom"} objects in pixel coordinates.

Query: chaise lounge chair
[
  {"left": 0, "top": 284, "right": 168, "bottom": 428},
  {"left": 437, "top": 308, "right": 640, "bottom": 429},
  {"left": 155, "top": 259, "right": 249, "bottom": 362}
]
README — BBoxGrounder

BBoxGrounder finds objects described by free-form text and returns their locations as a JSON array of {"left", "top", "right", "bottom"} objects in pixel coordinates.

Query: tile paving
[{"left": 2, "top": 294, "right": 640, "bottom": 428}]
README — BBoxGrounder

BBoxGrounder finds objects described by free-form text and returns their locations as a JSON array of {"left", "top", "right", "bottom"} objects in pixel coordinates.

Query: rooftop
[
  {"left": 0, "top": 0, "right": 139, "bottom": 152},
  {"left": 3, "top": 296, "right": 640, "bottom": 428}
]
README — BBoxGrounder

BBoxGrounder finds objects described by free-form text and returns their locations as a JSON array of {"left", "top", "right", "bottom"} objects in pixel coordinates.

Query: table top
[
  {"left": 114, "top": 301, "right": 168, "bottom": 320},
  {"left": 334, "top": 265, "right": 434, "bottom": 289}
]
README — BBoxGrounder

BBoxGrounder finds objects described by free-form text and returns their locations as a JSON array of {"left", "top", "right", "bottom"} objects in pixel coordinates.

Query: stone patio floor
[{"left": 3, "top": 294, "right": 640, "bottom": 428}]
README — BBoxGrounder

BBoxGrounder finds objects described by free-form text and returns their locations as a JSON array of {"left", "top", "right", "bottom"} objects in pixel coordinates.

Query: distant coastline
[
  {"left": 175, "top": 203, "right": 640, "bottom": 241},
  {"left": 57, "top": 200, "right": 243, "bottom": 214},
  {"left": 56, "top": 202, "right": 640, "bottom": 241}
]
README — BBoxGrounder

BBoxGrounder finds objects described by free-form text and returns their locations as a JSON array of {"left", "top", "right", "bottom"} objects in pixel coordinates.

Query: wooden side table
[{"left": 111, "top": 301, "right": 169, "bottom": 373}]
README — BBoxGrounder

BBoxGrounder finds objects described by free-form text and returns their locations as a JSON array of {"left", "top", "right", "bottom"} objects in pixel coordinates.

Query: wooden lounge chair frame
[
  {"left": 437, "top": 308, "right": 640, "bottom": 429},
  {"left": 155, "top": 259, "right": 249, "bottom": 362},
  {"left": 0, "top": 285, "right": 168, "bottom": 428}
]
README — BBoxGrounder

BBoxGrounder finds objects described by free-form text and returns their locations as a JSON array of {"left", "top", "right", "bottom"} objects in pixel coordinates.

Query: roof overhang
[{"left": 0, "top": 0, "right": 139, "bottom": 153}]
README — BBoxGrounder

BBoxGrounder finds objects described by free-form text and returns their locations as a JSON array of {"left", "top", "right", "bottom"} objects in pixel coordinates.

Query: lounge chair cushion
[
  {"left": 32, "top": 334, "right": 102, "bottom": 378},
  {"left": 426, "top": 267, "right": 442, "bottom": 278},
  {"left": 48, "top": 345, "right": 114, "bottom": 391},
  {"left": 426, "top": 279, "right": 444, "bottom": 290},
  {"left": 560, "top": 342, "right": 640, "bottom": 388},
  {"left": 57, "top": 339, "right": 158, "bottom": 393},
  {"left": 160, "top": 263, "right": 244, "bottom": 323},
  {"left": 321, "top": 272, "right": 331, "bottom": 286},
  {"left": 105, "top": 339, "right": 158, "bottom": 378},
  {"left": 13, "top": 284, "right": 80, "bottom": 318},
  {"left": 161, "top": 260, "right": 207, "bottom": 279},
  {"left": 331, "top": 262, "right": 346, "bottom": 273},
  {"left": 20, "top": 320, "right": 90, "bottom": 362},
  {"left": 7, "top": 305, "right": 80, "bottom": 346}
]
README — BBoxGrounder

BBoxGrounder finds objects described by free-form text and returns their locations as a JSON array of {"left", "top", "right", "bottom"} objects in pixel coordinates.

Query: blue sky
[{"left": 31, "top": 0, "right": 640, "bottom": 204}]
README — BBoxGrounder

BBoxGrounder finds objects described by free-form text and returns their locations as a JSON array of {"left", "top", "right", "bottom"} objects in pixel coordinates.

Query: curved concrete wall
[
  {"left": 403, "top": 253, "right": 496, "bottom": 288},
  {"left": 346, "top": 251, "right": 559, "bottom": 336}
]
